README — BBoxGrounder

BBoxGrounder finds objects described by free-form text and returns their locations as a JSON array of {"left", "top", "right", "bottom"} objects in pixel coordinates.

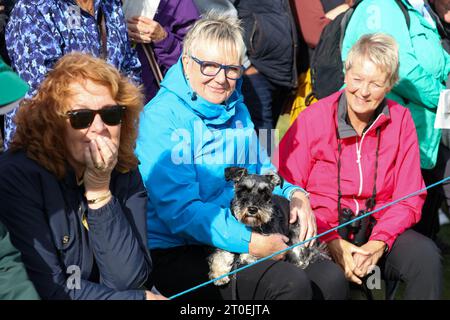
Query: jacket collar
[
  {"left": 337, "top": 92, "right": 390, "bottom": 139},
  {"left": 160, "top": 58, "right": 244, "bottom": 126}
]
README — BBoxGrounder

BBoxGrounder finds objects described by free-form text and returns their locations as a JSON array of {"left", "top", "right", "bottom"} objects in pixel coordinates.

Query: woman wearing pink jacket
[{"left": 276, "top": 33, "right": 442, "bottom": 299}]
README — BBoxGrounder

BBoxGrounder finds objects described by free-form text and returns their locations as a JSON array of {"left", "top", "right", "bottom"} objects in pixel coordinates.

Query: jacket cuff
[
  {"left": 370, "top": 231, "right": 395, "bottom": 252},
  {"left": 87, "top": 197, "right": 120, "bottom": 226},
  {"left": 283, "top": 186, "right": 307, "bottom": 200},
  {"left": 153, "top": 29, "right": 176, "bottom": 54}
]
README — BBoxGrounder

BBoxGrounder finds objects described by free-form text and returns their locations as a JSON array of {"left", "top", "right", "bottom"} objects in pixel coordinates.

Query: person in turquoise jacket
[
  {"left": 0, "top": 58, "right": 39, "bottom": 300},
  {"left": 0, "top": 222, "right": 40, "bottom": 300},
  {"left": 342, "top": 0, "right": 450, "bottom": 170},
  {"left": 136, "top": 12, "right": 348, "bottom": 300}
]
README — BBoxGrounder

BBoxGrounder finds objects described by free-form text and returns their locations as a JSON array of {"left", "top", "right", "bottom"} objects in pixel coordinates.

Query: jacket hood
[{"left": 159, "top": 57, "right": 244, "bottom": 126}]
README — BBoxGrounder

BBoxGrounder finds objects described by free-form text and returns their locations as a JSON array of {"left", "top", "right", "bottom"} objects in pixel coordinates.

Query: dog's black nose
[{"left": 247, "top": 206, "right": 258, "bottom": 215}]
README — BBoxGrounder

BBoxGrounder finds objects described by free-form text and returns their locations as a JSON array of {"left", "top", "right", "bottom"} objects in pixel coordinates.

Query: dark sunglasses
[{"left": 65, "top": 105, "right": 126, "bottom": 129}]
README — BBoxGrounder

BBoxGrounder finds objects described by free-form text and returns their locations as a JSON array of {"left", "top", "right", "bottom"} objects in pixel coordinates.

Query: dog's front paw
[
  {"left": 208, "top": 249, "right": 235, "bottom": 286},
  {"left": 209, "top": 269, "right": 231, "bottom": 286},
  {"left": 213, "top": 275, "right": 231, "bottom": 286}
]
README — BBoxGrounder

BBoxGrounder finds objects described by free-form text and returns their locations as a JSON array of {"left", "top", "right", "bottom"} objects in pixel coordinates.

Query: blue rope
[{"left": 168, "top": 175, "right": 450, "bottom": 300}]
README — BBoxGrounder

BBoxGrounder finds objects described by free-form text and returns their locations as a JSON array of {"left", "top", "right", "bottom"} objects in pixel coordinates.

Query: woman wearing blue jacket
[{"left": 136, "top": 12, "right": 348, "bottom": 300}]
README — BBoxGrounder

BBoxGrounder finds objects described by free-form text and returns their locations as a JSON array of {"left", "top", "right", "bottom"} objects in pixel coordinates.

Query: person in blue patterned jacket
[{"left": 4, "top": 0, "right": 142, "bottom": 148}]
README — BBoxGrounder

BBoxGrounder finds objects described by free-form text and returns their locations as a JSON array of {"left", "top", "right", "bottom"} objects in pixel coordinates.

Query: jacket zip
[{"left": 353, "top": 113, "right": 384, "bottom": 212}]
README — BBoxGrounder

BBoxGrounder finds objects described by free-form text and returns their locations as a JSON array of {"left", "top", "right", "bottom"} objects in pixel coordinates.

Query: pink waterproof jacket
[{"left": 276, "top": 91, "right": 426, "bottom": 250}]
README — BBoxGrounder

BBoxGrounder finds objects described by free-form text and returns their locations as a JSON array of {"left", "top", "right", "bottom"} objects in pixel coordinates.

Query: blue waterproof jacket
[{"left": 136, "top": 58, "right": 301, "bottom": 253}]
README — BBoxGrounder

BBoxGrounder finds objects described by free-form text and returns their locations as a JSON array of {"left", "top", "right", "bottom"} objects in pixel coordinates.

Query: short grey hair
[
  {"left": 182, "top": 10, "right": 246, "bottom": 64},
  {"left": 345, "top": 33, "right": 399, "bottom": 88}
]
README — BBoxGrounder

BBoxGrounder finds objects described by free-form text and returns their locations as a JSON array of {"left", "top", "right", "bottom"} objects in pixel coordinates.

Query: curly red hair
[{"left": 10, "top": 52, "right": 144, "bottom": 179}]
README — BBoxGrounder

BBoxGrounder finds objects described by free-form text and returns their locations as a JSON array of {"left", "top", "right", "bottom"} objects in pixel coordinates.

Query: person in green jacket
[
  {"left": 0, "top": 55, "right": 28, "bottom": 114},
  {"left": 342, "top": 0, "right": 450, "bottom": 170},
  {"left": 0, "top": 55, "right": 28, "bottom": 151},
  {"left": 0, "top": 222, "right": 39, "bottom": 300}
]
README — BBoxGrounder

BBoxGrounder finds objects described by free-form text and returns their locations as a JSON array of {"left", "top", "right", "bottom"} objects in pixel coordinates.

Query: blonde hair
[
  {"left": 182, "top": 10, "right": 246, "bottom": 64},
  {"left": 345, "top": 33, "right": 399, "bottom": 88},
  {"left": 11, "top": 52, "right": 144, "bottom": 179}
]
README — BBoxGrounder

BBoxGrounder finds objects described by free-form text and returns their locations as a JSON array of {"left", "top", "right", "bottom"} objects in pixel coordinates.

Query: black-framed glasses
[
  {"left": 65, "top": 105, "right": 126, "bottom": 129},
  {"left": 190, "top": 55, "right": 244, "bottom": 80}
]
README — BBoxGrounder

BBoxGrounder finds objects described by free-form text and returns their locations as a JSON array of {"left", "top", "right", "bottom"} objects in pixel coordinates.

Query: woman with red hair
[{"left": 0, "top": 53, "right": 164, "bottom": 300}]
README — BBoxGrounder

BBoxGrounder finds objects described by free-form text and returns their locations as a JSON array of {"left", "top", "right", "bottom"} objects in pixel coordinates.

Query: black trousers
[
  {"left": 379, "top": 229, "right": 442, "bottom": 299},
  {"left": 150, "top": 245, "right": 349, "bottom": 300},
  {"left": 241, "top": 73, "right": 290, "bottom": 132}
]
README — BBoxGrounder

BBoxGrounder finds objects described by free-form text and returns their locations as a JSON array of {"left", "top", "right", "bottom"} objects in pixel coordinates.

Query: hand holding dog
[
  {"left": 249, "top": 232, "right": 290, "bottom": 260},
  {"left": 290, "top": 191, "right": 317, "bottom": 247},
  {"left": 327, "top": 238, "right": 370, "bottom": 285}
]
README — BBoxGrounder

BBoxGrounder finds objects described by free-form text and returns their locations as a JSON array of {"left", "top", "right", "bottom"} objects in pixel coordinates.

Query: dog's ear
[
  {"left": 265, "top": 171, "right": 284, "bottom": 189},
  {"left": 225, "top": 167, "right": 248, "bottom": 182}
]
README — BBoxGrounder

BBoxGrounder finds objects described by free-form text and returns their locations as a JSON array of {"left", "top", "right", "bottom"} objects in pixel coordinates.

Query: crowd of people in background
[{"left": 0, "top": 0, "right": 449, "bottom": 300}]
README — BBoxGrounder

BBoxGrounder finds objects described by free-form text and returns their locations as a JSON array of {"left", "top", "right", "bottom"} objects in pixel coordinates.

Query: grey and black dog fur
[{"left": 208, "top": 167, "right": 330, "bottom": 286}]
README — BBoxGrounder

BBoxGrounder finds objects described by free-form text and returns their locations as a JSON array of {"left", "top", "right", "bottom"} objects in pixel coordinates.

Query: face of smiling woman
[
  {"left": 182, "top": 42, "right": 241, "bottom": 105},
  {"left": 344, "top": 57, "right": 392, "bottom": 132}
]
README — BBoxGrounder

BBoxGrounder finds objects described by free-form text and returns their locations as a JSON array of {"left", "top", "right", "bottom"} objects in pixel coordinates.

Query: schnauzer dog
[{"left": 208, "top": 167, "right": 329, "bottom": 286}]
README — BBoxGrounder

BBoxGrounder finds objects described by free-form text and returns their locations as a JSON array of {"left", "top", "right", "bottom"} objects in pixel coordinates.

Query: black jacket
[
  {"left": 0, "top": 0, "right": 15, "bottom": 64},
  {"left": 235, "top": 0, "right": 299, "bottom": 88},
  {"left": 0, "top": 150, "right": 152, "bottom": 300}
]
